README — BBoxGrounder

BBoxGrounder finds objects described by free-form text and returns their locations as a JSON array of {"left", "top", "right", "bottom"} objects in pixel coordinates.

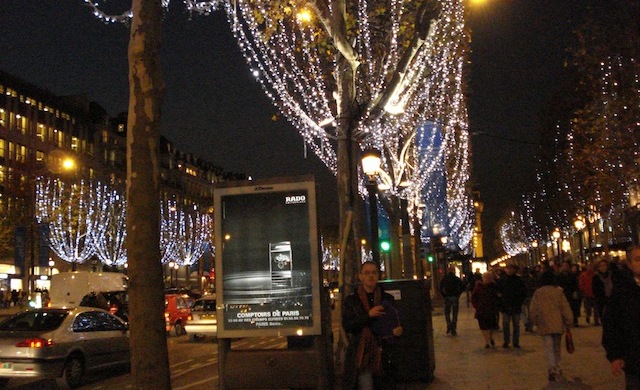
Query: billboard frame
[{"left": 214, "top": 176, "right": 321, "bottom": 338}]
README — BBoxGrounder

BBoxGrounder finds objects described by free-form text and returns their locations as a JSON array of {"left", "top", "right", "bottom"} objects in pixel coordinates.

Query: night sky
[{"left": 0, "top": 1, "right": 590, "bottom": 258}]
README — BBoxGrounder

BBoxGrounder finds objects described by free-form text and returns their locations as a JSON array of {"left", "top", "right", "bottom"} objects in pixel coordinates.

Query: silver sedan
[
  {"left": 184, "top": 296, "right": 217, "bottom": 341},
  {"left": 0, "top": 307, "right": 130, "bottom": 388}
]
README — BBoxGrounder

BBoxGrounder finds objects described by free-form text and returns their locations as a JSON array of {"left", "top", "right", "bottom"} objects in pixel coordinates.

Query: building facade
[{"left": 0, "top": 70, "right": 240, "bottom": 294}]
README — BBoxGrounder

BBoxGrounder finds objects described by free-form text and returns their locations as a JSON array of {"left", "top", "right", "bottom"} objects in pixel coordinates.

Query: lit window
[
  {"left": 71, "top": 137, "right": 79, "bottom": 151},
  {"left": 16, "top": 145, "right": 26, "bottom": 162},
  {"left": 37, "top": 124, "right": 45, "bottom": 141}
]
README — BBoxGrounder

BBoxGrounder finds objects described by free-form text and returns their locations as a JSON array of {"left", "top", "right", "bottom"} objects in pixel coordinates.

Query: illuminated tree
[
  {"left": 171, "top": 206, "right": 212, "bottom": 267},
  {"left": 536, "top": 0, "right": 640, "bottom": 247},
  {"left": 224, "top": 0, "right": 473, "bottom": 285},
  {"left": 35, "top": 179, "right": 101, "bottom": 269},
  {"left": 499, "top": 211, "right": 529, "bottom": 257},
  {"left": 92, "top": 185, "right": 128, "bottom": 266},
  {"left": 160, "top": 198, "right": 180, "bottom": 265}
]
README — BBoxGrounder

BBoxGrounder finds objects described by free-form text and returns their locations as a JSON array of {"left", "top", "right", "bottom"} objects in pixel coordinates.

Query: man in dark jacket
[
  {"left": 439, "top": 265, "right": 466, "bottom": 335},
  {"left": 342, "top": 261, "right": 403, "bottom": 390},
  {"left": 556, "top": 261, "right": 581, "bottom": 327},
  {"left": 496, "top": 264, "right": 526, "bottom": 348},
  {"left": 603, "top": 246, "right": 640, "bottom": 390}
]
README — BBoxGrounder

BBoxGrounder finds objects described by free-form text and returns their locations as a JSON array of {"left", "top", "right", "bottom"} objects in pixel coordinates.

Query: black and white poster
[{"left": 215, "top": 177, "right": 321, "bottom": 337}]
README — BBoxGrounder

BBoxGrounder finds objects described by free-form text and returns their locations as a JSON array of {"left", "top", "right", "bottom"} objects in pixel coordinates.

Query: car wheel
[
  {"left": 60, "top": 355, "right": 84, "bottom": 389},
  {"left": 174, "top": 321, "right": 183, "bottom": 336}
]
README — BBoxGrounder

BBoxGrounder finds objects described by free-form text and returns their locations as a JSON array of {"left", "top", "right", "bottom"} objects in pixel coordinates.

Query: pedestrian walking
[
  {"left": 602, "top": 246, "right": 640, "bottom": 390},
  {"left": 471, "top": 272, "right": 499, "bottom": 349},
  {"left": 529, "top": 270, "right": 574, "bottom": 382},
  {"left": 593, "top": 258, "right": 613, "bottom": 324},
  {"left": 496, "top": 264, "right": 526, "bottom": 348},
  {"left": 579, "top": 262, "right": 599, "bottom": 325},
  {"left": 556, "top": 261, "right": 581, "bottom": 327},
  {"left": 342, "top": 261, "right": 403, "bottom": 390},
  {"left": 439, "top": 265, "right": 466, "bottom": 336}
]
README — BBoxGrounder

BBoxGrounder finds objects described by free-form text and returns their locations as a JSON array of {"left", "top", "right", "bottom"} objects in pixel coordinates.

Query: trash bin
[{"left": 380, "top": 279, "right": 435, "bottom": 383}]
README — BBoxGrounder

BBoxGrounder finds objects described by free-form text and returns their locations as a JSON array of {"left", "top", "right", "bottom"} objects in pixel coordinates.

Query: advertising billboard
[{"left": 214, "top": 176, "right": 321, "bottom": 338}]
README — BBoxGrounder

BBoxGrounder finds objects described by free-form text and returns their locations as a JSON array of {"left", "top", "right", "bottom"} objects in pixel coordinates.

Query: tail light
[{"left": 16, "top": 338, "right": 54, "bottom": 348}]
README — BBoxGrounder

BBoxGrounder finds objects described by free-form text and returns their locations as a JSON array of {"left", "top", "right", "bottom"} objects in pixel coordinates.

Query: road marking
[
  {"left": 170, "top": 359, "right": 194, "bottom": 368},
  {"left": 173, "top": 375, "right": 217, "bottom": 390},
  {"left": 171, "top": 361, "right": 217, "bottom": 379}
]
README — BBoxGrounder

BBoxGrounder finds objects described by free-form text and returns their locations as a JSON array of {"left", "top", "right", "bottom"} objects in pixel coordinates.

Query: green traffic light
[
  {"left": 380, "top": 241, "right": 391, "bottom": 252},
  {"left": 427, "top": 255, "right": 434, "bottom": 263}
]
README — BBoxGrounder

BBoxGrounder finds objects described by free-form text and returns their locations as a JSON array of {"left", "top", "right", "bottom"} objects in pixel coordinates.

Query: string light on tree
[{"left": 35, "top": 178, "right": 102, "bottom": 269}]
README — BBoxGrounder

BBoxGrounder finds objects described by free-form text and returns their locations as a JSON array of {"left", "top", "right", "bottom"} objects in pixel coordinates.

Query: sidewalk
[{"left": 421, "top": 298, "right": 625, "bottom": 389}]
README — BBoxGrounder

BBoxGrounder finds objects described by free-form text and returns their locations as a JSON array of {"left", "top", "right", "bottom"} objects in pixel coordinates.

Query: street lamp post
[
  {"left": 361, "top": 149, "right": 382, "bottom": 268},
  {"left": 574, "top": 218, "right": 586, "bottom": 264},
  {"left": 531, "top": 240, "right": 538, "bottom": 265},
  {"left": 27, "top": 155, "right": 77, "bottom": 298},
  {"left": 168, "top": 261, "right": 175, "bottom": 287},
  {"left": 174, "top": 262, "right": 180, "bottom": 288},
  {"left": 552, "top": 228, "right": 561, "bottom": 262}
]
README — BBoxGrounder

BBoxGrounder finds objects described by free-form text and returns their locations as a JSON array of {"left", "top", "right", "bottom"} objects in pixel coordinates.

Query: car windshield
[
  {"left": 0, "top": 310, "right": 68, "bottom": 331},
  {"left": 192, "top": 300, "right": 216, "bottom": 312}
]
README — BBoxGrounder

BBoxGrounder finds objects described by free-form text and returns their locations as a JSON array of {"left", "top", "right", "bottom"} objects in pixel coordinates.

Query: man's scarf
[{"left": 355, "top": 284, "right": 383, "bottom": 374}]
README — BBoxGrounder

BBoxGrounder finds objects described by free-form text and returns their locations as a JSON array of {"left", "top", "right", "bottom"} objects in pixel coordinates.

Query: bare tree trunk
[
  {"left": 400, "top": 198, "right": 413, "bottom": 278},
  {"left": 336, "top": 55, "right": 361, "bottom": 297},
  {"left": 126, "top": 1, "right": 171, "bottom": 389}
]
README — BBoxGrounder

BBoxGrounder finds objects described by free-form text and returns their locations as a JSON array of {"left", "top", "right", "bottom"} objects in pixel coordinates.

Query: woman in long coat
[
  {"left": 471, "top": 272, "right": 500, "bottom": 348},
  {"left": 529, "top": 270, "right": 573, "bottom": 382}
]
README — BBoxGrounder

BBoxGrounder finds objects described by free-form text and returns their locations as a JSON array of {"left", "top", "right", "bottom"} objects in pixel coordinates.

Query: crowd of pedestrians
[
  {"left": 339, "top": 248, "right": 639, "bottom": 389},
  {"left": 1, "top": 289, "right": 28, "bottom": 308},
  {"left": 460, "top": 247, "right": 639, "bottom": 388}
]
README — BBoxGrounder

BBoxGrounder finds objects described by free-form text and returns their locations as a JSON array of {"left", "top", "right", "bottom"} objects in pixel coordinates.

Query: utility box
[{"left": 380, "top": 278, "right": 435, "bottom": 383}]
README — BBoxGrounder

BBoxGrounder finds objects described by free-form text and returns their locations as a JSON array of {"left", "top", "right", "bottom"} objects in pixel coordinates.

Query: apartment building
[{"left": 0, "top": 70, "right": 240, "bottom": 292}]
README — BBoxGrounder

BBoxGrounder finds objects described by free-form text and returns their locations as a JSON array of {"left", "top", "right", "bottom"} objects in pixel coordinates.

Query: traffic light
[
  {"left": 380, "top": 240, "right": 391, "bottom": 252},
  {"left": 427, "top": 254, "right": 434, "bottom": 263}
]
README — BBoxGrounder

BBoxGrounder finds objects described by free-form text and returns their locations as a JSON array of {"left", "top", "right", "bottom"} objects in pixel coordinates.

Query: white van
[{"left": 49, "top": 271, "right": 129, "bottom": 319}]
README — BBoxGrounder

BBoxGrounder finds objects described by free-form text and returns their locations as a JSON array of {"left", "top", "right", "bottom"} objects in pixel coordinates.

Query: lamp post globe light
[
  {"left": 361, "top": 148, "right": 382, "bottom": 268},
  {"left": 531, "top": 240, "right": 538, "bottom": 265},
  {"left": 574, "top": 217, "right": 586, "bottom": 263}
]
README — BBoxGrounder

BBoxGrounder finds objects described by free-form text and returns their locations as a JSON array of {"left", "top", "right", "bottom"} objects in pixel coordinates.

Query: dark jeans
[
  {"left": 583, "top": 297, "right": 599, "bottom": 324},
  {"left": 502, "top": 312, "right": 521, "bottom": 346},
  {"left": 444, "top": 296, "right": 460, "bottom": 331}
]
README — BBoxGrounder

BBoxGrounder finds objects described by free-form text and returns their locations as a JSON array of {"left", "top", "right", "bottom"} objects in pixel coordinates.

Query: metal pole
[
  {"left": 366, "top": 181, "right": 380, "bottom": 267},
  {"left": 578, "top": 232, "right": 585, "bottom": 264},
  {"left": 29, "top": 180, "right": 37, "bottom": 298}
]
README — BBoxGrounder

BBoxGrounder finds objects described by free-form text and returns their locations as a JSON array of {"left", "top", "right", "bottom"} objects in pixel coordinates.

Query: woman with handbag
[{"left": 529, "top": 270, "right": 574, "bottom": 382}]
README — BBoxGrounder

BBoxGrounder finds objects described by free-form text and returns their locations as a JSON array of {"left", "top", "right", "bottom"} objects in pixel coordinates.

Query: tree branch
[
  {"left": 308, "top": 0, "right": 359, "bottom": 70},
  {"left": 365, "top": 0, "right": 441, "bottom": 120}
]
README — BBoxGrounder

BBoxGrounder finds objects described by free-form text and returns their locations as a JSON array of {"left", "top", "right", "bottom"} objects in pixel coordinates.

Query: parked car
[
  {"left": 0, "top": 307, "right": 130, "bottom": 389},
  {"left": 184, "top": 295, "right": 217, "bottom": 341},
  {"left": 165, "top": 294, "right": 191, "bottom": 336}
]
